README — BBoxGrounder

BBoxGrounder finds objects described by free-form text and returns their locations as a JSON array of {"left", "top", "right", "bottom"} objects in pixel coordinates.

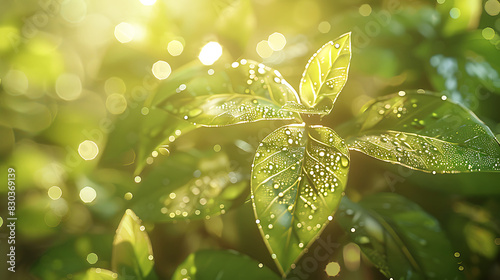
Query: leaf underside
[
  {"left": 251, "top": 124, "right": 350, "bottom": 275},
  {"left": 337, "top": 194, "right": 464, "bottom": 280},
  {"left": 299, "top": 32, "right": 351, "bottom": 108},
  {"left": 340, "top": 92, "right": 500, "bottom": 173}
]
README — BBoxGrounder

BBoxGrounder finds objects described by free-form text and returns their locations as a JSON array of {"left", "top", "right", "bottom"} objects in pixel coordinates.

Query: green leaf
[
  {"left": 281, "top": 98, "right": 334, "bottom": 116},
  {"left": 299, "top": 32, "right": 351, "bottom": 108},
  {"left": 339, "top": 91, "right": 500, "bottom": 173},
  {"left": 73, "top": 268, "right": 118, "bottom": 280},
  {"left": 337, "top": 194, "right": 464, "bottom": 280},
  {"left": 171, "top": 250, "right": 280, "bottom": 280},
  {"left": 162, "top": 93, "right": 297, "bottom": 127},
  {"left": 133, "top": 151, "right": 248, "bottom": 222},
  {"left": 157, "top": 60, "right": 301, "bottom": 126},
  {"left": 251, "top": 124, "right": 350, "bottom": 275},
  {"left": 112, "top": 210, "right": 157, "bottom": 280}
]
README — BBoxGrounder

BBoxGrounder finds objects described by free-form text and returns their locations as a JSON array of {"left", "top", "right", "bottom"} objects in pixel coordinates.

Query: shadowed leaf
[
  {"left": 133, "top": 151, "right": 247, "bottom": 221},
  {"left": 337, "top": 194, "right": 464, "bottom": 280}
]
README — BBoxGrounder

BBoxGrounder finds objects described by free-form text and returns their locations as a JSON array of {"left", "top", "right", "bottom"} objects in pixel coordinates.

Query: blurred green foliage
[{"left": 1, "top": 0, "right": 500, "bottom": 279}]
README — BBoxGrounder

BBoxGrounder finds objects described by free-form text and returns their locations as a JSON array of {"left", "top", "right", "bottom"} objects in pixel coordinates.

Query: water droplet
[
  {"left": 187, "top": 108, "right": 202, "bottom": 118},
  {"left": 340, "top": 156, "right": 349, "bottom": 167}
]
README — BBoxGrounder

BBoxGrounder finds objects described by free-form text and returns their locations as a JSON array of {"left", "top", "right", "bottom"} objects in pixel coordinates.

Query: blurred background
[{"left": 0, "top": 0, "right": 499, "bottom": 279}]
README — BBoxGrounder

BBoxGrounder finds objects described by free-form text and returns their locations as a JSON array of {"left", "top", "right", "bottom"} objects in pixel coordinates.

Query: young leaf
[
  {"left": 112, "top": 209, "right": 157, "bottom": 280},
  {"left": 162, "top": 94, "right": 297, "bottom": 127},
  {"left": 299, "top": 33, "right": 351, "bottom": 108},
  {"left": 339, "top": 91, "right": 500, "bottom": 173},
  {"left": 158, "top": 60, "right": 301, "bottom": 126},
  {"left": 133, "top": 151, "right": 248, "bottom": 221},
  {"left": 171, "top": 250, "right": 280, "bottom": 280},
  {"left": 251, "top": 124, "right": 350, "bottom": 275},
  {"left": 74, "top": 268, "right": 117, "bottom": 280},
  {"left": 337, "top": 194, "right": 464, "bottom": 280}
]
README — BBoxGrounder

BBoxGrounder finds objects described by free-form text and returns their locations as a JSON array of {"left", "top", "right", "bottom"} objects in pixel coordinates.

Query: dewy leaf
[
  {"left": 299, "top": 32, "right": 351, "bottom": 108},
  {"left": 74, "top": 268, "right": 118, "bottom": 280},
  {"left": 251, "top": 124, "right": 350, "bottom": 275},
  {"left": 112, "top": 209, "right": 157, "bottom": 280},
  {"left": 158, "top": 59, "right": 301, "bottom": 126},
  {"left": 337, "top": 194, "right": 464, "bottom": 280},
  {"left": 282, "top": 97, "right": 334, "bottom": 116},
  {"left": 133, "top": 151, "right": 248, "bottom": 222},
  {"left": 171, "top": 250, "right": 280, "bottom": 280},
  {"left": 339, "top": 91, "right": 500, "bottom": 173},
  {"left": 162, "top": 94, "right": 296, "bottom": 127}
]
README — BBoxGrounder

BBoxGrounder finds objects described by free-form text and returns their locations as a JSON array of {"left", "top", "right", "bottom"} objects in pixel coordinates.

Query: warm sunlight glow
[
  {"left": 152, "top": 60, "right": 172, "bottom": 80},
  {"left": 78, "top": 140, "right": 99, "bottom": 160},
  {"left": 56, "top": 73, "right": 82, "bottom": 101},
  {"left": 139, "top": 0, "right": 156, "bottom": 6},
  {"left": 268, "top": 32, "right": 286, "bottom": 51},
  {"left": 198, "top": 42, "right": 223, "bottom": 65},
  {"left": 256, "top": 40, "right": 273, "bottom": 58},
  {"left": 48, "top": 186, "right": 62, "bottom": 200},
  {"left": 114, "top": 22, "right": 135, "bottom": 43},
  {"left": 325, "top": 262, "right": 341, "bottom": 276},
  {"left": 80, "top": 186, "right": 97, "bottom": 203},
  {"left": 167, "top": 40, "right": 184, "bottom": 56}
]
